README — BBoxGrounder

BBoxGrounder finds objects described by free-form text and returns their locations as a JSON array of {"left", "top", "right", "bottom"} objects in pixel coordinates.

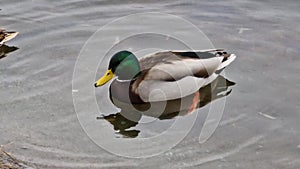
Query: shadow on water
[
  {"left": 0, "top": 45, "right": 18, "bottom": 60},
  {"left": 97, "top": 75, "right": 235, "bottom": 138}
]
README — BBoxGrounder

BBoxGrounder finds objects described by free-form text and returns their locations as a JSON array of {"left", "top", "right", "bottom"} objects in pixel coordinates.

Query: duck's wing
[
  {"left": 171, "top": 48, "right": 224, "bottom": 53},
  {"left": 144, "top": 56, "right": 222, "bottom": 81},
  {"left": 134, "top": 50, "right": 236, "bottom": 102},
  {"left": 170, "top": 49, "right": 225, "bottom": 59},
  {"left": 139, "top": 51, "right": 183, "bottom": 71},
  {"left": 139, "top": 50, "right": 223, "bottom": 69},
  {"left": 139, "top": 50, "right": 236, "bottom": 81},
  {"left": 138, "top": 51, "right": 222, "bottom": 81}
]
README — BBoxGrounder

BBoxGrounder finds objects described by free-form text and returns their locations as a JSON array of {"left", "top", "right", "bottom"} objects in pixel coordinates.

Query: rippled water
[{"left": 1, "top": 0, "right": 300, "bottom": 168}]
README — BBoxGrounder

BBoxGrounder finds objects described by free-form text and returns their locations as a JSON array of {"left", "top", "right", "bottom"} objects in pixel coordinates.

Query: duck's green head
[{"left": 94, "top": 51, "right": 140, "bottom": 87}]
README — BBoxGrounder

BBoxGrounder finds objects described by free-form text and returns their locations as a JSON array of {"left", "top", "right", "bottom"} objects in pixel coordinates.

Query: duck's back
[
  {"left": 139, "top": 51, "right": 180, "bottom": 71},
  {"left": 138, "top": 50, "right": 224, "bottom": 81}
]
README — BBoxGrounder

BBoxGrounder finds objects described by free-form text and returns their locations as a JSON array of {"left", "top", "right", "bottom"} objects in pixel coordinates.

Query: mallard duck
[
  {"left": 94, "top": 49, "right": 236, "bottom": 103},
  {"left": 0, "top": 29, "right": 19, "bottom": 45}
]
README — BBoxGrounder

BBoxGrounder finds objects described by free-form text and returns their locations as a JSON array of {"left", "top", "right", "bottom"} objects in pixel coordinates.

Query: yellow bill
[{"left": 94, "top": 69, "right": 114, "bottom": 87}]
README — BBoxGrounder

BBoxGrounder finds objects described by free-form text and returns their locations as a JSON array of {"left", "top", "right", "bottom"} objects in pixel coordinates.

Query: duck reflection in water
[
  {"left": 97, "top": 75, "right": 235, "bottom": 138},
  {"left": 0, "top": 44, "right": 18, "bottom": 60}
]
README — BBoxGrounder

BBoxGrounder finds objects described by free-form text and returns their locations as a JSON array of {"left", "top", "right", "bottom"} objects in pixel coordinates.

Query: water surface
[{"left": 0, "top": 0, "right": 299, "bottom": 168}]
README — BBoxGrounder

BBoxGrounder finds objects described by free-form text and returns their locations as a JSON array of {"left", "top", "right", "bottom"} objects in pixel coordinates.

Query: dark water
[{"left": 1, "top": 0, "right": 300, "bottom": 168}]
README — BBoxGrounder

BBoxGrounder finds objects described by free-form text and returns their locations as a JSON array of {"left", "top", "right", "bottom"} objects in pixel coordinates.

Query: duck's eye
[{"left": 107, "top": 72, "right": 110, "bottom": 75}]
